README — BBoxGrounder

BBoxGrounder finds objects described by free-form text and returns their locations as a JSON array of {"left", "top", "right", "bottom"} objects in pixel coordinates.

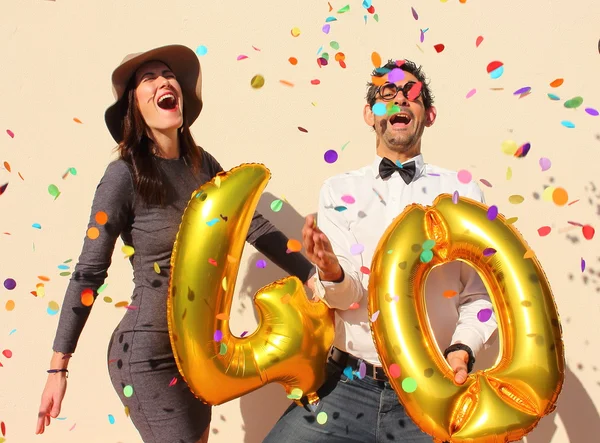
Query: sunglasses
[{"left": 377, "top": 81, "right": 422, "bottom": 102}]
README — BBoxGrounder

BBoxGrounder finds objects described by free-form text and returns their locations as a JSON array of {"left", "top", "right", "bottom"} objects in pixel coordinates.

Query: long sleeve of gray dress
[{"left": 52, "top": 150, "right": 315, "bottom": 354}]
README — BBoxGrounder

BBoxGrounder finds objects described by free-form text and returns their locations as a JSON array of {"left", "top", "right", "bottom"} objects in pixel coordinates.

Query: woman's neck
[{"left": 150, "top": 129, "right": 180, "bottom": 159}]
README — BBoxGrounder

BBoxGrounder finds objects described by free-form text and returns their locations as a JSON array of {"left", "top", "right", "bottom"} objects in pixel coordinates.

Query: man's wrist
[
  {"left": 444, "top": 343, "right": 475, "bottom": 373},
  {"left": 318, "top": 266, "right": 344, "bottom": 283}
]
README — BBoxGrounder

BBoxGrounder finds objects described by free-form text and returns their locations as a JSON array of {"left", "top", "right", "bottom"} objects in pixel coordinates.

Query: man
[{"left": 264, "top": 59, "right": 498, "bottom": 442}]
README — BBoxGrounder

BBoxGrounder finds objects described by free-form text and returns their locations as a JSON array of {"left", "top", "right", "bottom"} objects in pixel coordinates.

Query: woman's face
[{"left": 134, "top": 60, "right": 184, "bottom": 136}]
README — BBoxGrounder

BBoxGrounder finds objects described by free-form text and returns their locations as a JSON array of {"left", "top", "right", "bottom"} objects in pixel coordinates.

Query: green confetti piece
[
  {"left": 317, "top": 411, "right": 328, "bottom": 424},
  {"left": 373, "top": 13, "right": 379, "bottom": 22},
  {"left": 98, "top": 283, "right": 108, "bottom": 293},
  {"left": 321, "top": 52, "right": 330, "bottom": 61},
  {"left": 48, "top": 184, "right": 61, "bottom": 199},
  {"left": 564, "top": 96, "right": 583, "bottom": 109},
  {"left": 420, "top": 250, "right": 433, "bottom": 263},
  {"left": 330, "top": 41, "right": 340, "bottom": 50},
  {"left": 270, "top": 199, "right": 283, "bottom": 212},
  {"left": 341, "top": 141, "right": 350, "bottom": 151},
  {"left": 337, "top": 5, "right": 350, "bottom": 13},
  {"left": 123, "top": 385, "right": 134, "bottom": 398},
  {"left": 69, "top": 167, "right": 77, "bottom": 175},
  {"left": 59, "top": 272, "right": 71, "bottom": 277},
  {"left": 219, "top": 342, "right": 227, "bottom": 355},
  {"left": 402, "top": 377, "right": 418, "bottom": 393},
  {"left": 387, "top": 103, "right": 401, "bottom": 115},
  {"left": 422, "top": 239, "right": 436, "bottom": 250}
]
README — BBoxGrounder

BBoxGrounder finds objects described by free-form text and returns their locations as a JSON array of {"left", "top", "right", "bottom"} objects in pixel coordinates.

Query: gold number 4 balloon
[
  {"left": 368, "top": 194, "right": 565, "bottom": 443},
  {"left": 167, "top": 163, "right": 334, "bottom": 406}
]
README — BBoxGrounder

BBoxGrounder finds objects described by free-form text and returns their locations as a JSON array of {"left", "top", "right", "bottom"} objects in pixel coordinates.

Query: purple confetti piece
[
  {"left": 513, "top": 86, "right": 531, "bottom": 95},
  {"left": 483, "top": 248, "right": 497, "bottom": 257},
  {"left": 518, "top": 142, "right": 531, "bottom": 157},
  {"left": 452, "top": 191, "right": 459, "bottom": 204},
  {"left": 214, "top": 330, "right": 223, "bottom": 342},
  {"left": 477, "top": 308, "right": 493, "bottom": 322},
  {"left": 370, "top": 310, "right": 380, "bottom": 322},
  {"left": 324, "top": 149, "right": 338, "bottom": 163},
  {"left": 3, "top": 278, "right": 16, "bottom": 290},
  {"left": 388, "top": 68, "right": 405, "bottom": 83},
  {"left": 539, "top": 157, "right": 551, "bottom": 171},
  {"left": 359, "top": 361, "right": 367, "bottom": 379},
  {"left": 350, "top": 243, "right": 365, "bottom": 255},
  {"left": 585, "top": 107, "right": 599, "bottom": 116},
  {"left": 322, "top": 24, "right": 331, "bottom": 34},
  {"left": 240, "top": 331, "right": 248, "bottom": 338},
  {"left": 420, "top": 29, "right": 425, "bottom": 43},
  {"left": 581, "top": 258, "right": 586, "bottom": 272},
  {"left": 256, "top": 259, "right": 267, "bottom": 269},
  {"left": 487, "top": 205, "right": 498, "bottom": 220},
  {"left": 411, "top": 7, "right": 418, "bottom": 20}
]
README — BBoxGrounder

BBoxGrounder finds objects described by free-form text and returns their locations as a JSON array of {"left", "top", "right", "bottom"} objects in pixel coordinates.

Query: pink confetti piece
[
  {"left": 237, "top": 55, "right": 248, "bottom": 61},
  {"left": 452, "top": 191, "right": 459, "bottom": 204},
  {"left": 350, "top": 244, "right": 365, "bottom": 255},
  {"left": 69, "top": 423, "right": 76, "bottom": 431},
  {"left": 252, "top": 46, "right": 261, "bottom": 51},
  {"left": 359, "top": 361, "right": 367, "bottom": 379},
  {"left": 538, "top": 226, "right": 552, "bottom": 237},
  {"left": 411, "top": 7, "right": 418, "bottom": 20},
  {"left": 341, "top": 195, "right": 355, "bottom": 204},
  {"left": 6, "top": 130, "right": 14, "bottom": 138},
  {"left": 360, "top": 266, "right": 371, "bottom": 275},
  {"left": 370, "top": 310, "right": 380, "bottom": 322},
  {"left": 457, "top": 169, "right": 472, "bottom": 184},
  {"left": 476, "top": 36, "right": 484, "bottom": 47},
  {"left": 169, "top": 377, "right": 178, "bottom": 387},
  {"left": 348, "top": 302, "right": 360, "bottom": 310},
  {"left": 466, "top": 88, "right": 477, "bottom": 99},
  {"left": 2, "top": 349, "right": 12, "bottom": 358},
  {"left": 389, "top": 363, "right": 401, "bottom": 378},
  {"left": 479, "top": 179, "right": 492, "bottom": 187},
  {"left": 539, "top": 157, "right": 551, "bottom": 171},
  {"left": 581, "top": 258, "right": 586, "bottom": 272}
]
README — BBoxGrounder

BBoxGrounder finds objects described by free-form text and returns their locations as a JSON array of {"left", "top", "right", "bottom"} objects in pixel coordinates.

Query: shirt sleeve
[
  {"left": 52, "top": 160, "right": 135, "bottom": 354},
  {"left": 312, "top": 181, "right": 366, "bottom": 310},
  {"left": 201, "top": 148, "right": 315, "bottom": 283},
  {"left": 450, "top": 181, "right": 498, "bottom": 356}
]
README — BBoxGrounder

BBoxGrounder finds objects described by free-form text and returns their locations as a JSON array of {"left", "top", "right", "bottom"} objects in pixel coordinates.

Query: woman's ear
[
  {"left": 363, "top": 104, "right": 375, "bottom": 127},
  {"left": 425, "top": 106, "right": 437, "bottom": 127}
]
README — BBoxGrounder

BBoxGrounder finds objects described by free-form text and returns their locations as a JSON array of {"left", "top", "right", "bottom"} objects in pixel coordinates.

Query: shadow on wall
[
  {"left": 238, "top": 192, "right": 314, "bottom": 443},
  {"left": 236, "top": 193, "right": 600, "bottom": 443}
]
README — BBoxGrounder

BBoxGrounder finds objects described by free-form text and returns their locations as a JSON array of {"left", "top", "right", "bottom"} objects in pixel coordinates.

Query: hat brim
[{"left": 104, "top": 44, "right": 202, "bottom": 143}]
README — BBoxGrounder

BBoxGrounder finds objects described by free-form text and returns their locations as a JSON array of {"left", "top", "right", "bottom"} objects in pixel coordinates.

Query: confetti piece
[
  {"left": 452, "top": 191, "right": 459, "bottom": 204},
  {"left": 237, "top": 55, "right": 248, "bottom": 61},
  {"left": 581, "top": 258, "right": 586, "bottom": 272},
  {"left": 371, "top": 51, "right": 382, "bottom": 68},
  {"left": 48, "top": 184, "right": 61, "bottom": 199},
  {"left": 506, "top": 217, "right": 518, "bottom": 224},
  {"left": 6, "top": 129, "right": 14, "bottom": 138},
  {"left": 208, "top": 258, "right": 217, "bottom": 266},
  {"left": 552, "top": 187, "right": 568, "bottom": 206},
  {"left": 434, "top": 44, "right": 445, "bottom": 53},
  {"left": 287, "top": 239, "right": 302, "bottom": 252},
  {"left": 523, "top": 250, "right": 535, "bottom": 259},
  {"left": 219, "top": 343, "right": 227, "bottom": 355},
  {"left": 98, "top": 282, "right": 107, "bottom": 293},
  {"left": 250, "top": 75, "right": 265, "bottom": 89},
  {"left": 317, "top": 411, "right": 328, "bottom": 425},
  {"left": 542, "top": 186, "right": 555, "bottom": 202},
  {"left": 122, "top": 245, "right": 135, "bottom": 257},
  {"left": 123, "top": 385, "right": 134, "bottom": 398},
  {"left": 322, "top": 24, "right": 331, "bottom": 34},
  {"left": 420, "top": 250, "right": 434, "bottom": 263},
  {"left": 422, "top": 239, "right": 435, "bottom": 250},
  {"left": 487, "top": 205, "right": 498, "bottom": 220},
  {"left": 457, "top": 169, "right": 472, "bottom": 184},
  {"left": 389, "top": 363, "right": 401, "bottom": 378},
  {"left": 585, "top": 107, "right": 599, "bottom": 116},
  {"left": 108, "top": 414, "right": 115, "bottom": 424},
  {"left": 539, "top": 157, "right": 551, "bottom": 171},
  {"left": 169, "top": 377, "right": 178, "bottom": 387},
  {"left": 349, "top": 302, "right": 360, "bottom": 310},
  {"left": 483, "top": 248, "right": 496, "bottom": 257},
  {"left": 476, "top": 36, "right": 484, "bottom": 47},
  {"left": 509, "top": 195, "right": 524, "bottom": 204},
  {"left": 350, "top": 244, "right": 364, "bottom": 255},
  {"left": 222, "top": 277, "right": 227, "bottom": 291},
  {"left": 32, "top": 223, "right": 41, "bottom": 229},
  {"left": 86, "top": 227, "right": 100, "bottom": 240},
  {"left": 2, "top": 349, "right": 12, "bottom": 359},
  {"left": 0, "top": 421, "right": 5, "bottom": 436},
  {"left": 240, "top": 331, "right": 249, "bottom": 338},
  {"left": 564, "top": 97, "right": 583, "bottom": 109},
  {"left": 5, "top": 300, "right": 15, "bottom": 311},
  {"left": 206, "top": 218, "right": 220, "bottom": 227},
  {"left": 287, "top": 388, "right": 303, "bottom": 399},
  {"left": 548, "top": 93, "right": 561, "bottom": 100},
  {"left": 81, "top": 288, "right": 94, "bottom": 306},
  {"left": 291, "top": 27, "right": 301, "bottom": 37},
  {"left": 538, "top": 226, "right": 552, "bottom": 237},
  {"left": 216, "top": 313, "right": 229, "bottom": 321},
  {"left": 582, "top": 225, "right": 595, "bottom": 240},
  {"left": 103, "top": 296, "right": 112, "bottom": 303},
  {"left": 47, "top": 301, "right": 60, "bottom": 315},
  {"left": 0, "top": 183, "right": 8, "bottom": 196},
  {"left": 550, "top": 78, "right": 564, "bottom": 87},
  {"left": 3, "top": 161, "right": 10, "bottom": 172},
  {"left": 372, "top": 102, "right": 387, "bottom": 116},
  {"left": 514, "top": 86, "right": 531, "bottom": 96},
  {"left": 153, "top": 262, "right": 161, "bottom": 274},
  {"left": 501, "top": 140, "right": 518, "bottom": 155},
  {"left": 280, "top": 293, "right": 292, "bottom": 304},
  {"left": 466, "top": 88, "right": 477, "bottom": 99},
  {"left": 337, "top": 4, "right": 350, "bottom": 13},
  {"left": 341, "top": 195, "right": 355, "bottom": 204},
  {"left": 477, "top": 308, "right": 493, "bottom": 322},
  {"left": 256, "top": 259, "right": 267, "bottom": 268},
  {"left": 402, "top": 377, "right": 417, "bottom": 393},
  {"left": 115, "top": 301, "right": 129, "bottom": 308},
  {"left": 3, "top": 278, "right": 16, "bottom": 290},
  {"left": 411, "top": 7, "right": 419, "bottom": 20},
  {"left": 370, "top": 310, "right": 380, "bottom": 322},
  {"left": 443, "top": 290, "right": 458, "bottom": 299},
  {"left": 214, "top": 330, "right": 223, "bottom": 342},
  {"left": 360, "top": 266, "right": 370, "bottom": 275},
  {"left": 487, "top": 61, "right": 504, "bottom": 79},
  {"left": 561, "top": 120, "right": 575, "bottom": 128},
  {"left": 359, "top": 361, "right": 367, "bottom": 378},
  {"left": 324, "top": 149, "right": 338, "bottom": 163},
  {"left": 195, "top": 45, "right": 208, "bottom": 56},
  {"left": 270, "top": 199, "right": 283, "bottom": 212},
  {"left": 95, "top": 211, "right": 108, "bottom": 225},
  {"left": 506, "top": 167, "right": 512, "bottom": 180},
  {"left": 407, "top": 82, "right": 422, "bottom": 101}
]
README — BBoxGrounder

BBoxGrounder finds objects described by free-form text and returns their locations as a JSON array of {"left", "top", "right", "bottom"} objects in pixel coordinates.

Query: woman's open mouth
[{"left": 157, "top": 93, "right": 178, "bottom": 111}]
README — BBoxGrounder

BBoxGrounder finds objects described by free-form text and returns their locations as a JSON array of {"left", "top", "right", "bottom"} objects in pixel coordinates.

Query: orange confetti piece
[
  {"left": 552, "top": 187, "right": 569, "bottom": 206},
  {"left": 5, "top": 300, "right": 15, "bottom": 311},
  {"left": 288, "top": 57, "right": 298, "bottom": 65},
  {"left": 87, "top": 227, "right": 100, "bottom": 240},
  {"left": 328, "top": 1, "right": 333, "bottom": 11},
  {"left": 115, "top": 301, "right": 129, "bottom": 308},
  {"left": 95, "top": 211, "right": 108, "bottom": 225},
  {"left": 73, "top": 118, "right": 83, "bottom": 124},
  {"left": 371, "top": 51, "right": 382, "bottom": 68},
  {"left": 524, "top": 250, "right": 535, "bottom": 259},
  {"left": 550, "top": 78, "right": 564, "bottom": 88},
  {"left": 279, "top": 80, "right": 295, "bottom": 87},
  {"left": 287, "top": 239, "right": 302, "bottom": 252},
  {"left": 37, "top": 276, "right": 50, "bottom": 282},
  {"left": 81, "top": 288, "right": 94, "bottom": 306},
  {"left": 18, "top": 172, "right": 24, "bottom": 180},
  {"left": 3, "top": 162, "right": 10, "bottom": 172},
  {"left": 371, "top": 75, "right": 387, "bottom": 86},
  {"left": 443, "top": 290, "right": 458, "bottom": 298},
  {"left": 216, "top": 313, "right": 229, "bottom": 320}
]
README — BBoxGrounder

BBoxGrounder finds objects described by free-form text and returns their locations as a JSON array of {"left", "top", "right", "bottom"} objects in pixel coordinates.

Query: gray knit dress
[{"left": 51, "top": 148, "right": 314, "bottom": 443}]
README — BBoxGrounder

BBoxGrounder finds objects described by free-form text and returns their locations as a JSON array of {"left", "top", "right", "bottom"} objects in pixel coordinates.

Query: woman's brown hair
[{"left": 114, "top": 76, "right": 202, "bottom": 206}]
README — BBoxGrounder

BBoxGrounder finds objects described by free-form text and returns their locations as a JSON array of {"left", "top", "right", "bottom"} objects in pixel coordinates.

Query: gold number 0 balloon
[
  {"left": 368, "top": 194, "right": 565, "bottom": 443},
  {"left": 167, "top": 163, "right": 334, "bottom": 406}
]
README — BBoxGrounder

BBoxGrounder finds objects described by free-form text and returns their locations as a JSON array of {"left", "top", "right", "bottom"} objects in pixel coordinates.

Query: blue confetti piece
[
  {"left": 561, "top": 120, "right": 575, "bottom": 128},
  {"left": 372, "top": 103, "right": 386, "bottom": 116},
  {"left": 334, "top": 206, "right": 348, "bottom": 212},
  {"left": 195, "top": 45, "right": 208, "bottom": 56},
  {"left": 362, "top": 0, "right": 372, "bottom": 8},
  {"left": 58, "top": 264, "right": 70, "bottom": 270},
  {"left": 343, "top": 366, "right": 354, "bottom": 380},
  {"left": 32, "top": 223, "right": 41, "bottom": 229},
  {"left": 108, "top": 414, "right": 115, "bottom": 424},
  {"left": 489, "top": 66, "right": 504, "bottom": 79},
  {"left": 206, "top": 218, "right": 220, "bottom": 227},
  {"left": 547, "top": 93, "right": 560, "bottom": 101},
  {"left": 395, "top": 160, "right": 404, "bottom": 168},
  {"left": 9, "top": 329, "right": 17, "bottom": 336},
  {"left": 56, "top": 417, "right": 67, "bottom": 421},
  {"left": 325, "top": 16, "right": 337, "bottom": 22}
]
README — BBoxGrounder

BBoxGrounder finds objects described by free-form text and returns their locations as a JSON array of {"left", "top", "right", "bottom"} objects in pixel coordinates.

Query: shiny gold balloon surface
[
  {"left": 368, "top": 194, "right": 564, "bottom": 443},
  {"left": 167, "top": 163, "right": 334, "bottom": 406}
]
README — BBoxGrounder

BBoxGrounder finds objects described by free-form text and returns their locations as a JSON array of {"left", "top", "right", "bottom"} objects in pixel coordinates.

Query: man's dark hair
[{"left": 366, "top": 59, "right": 434, "bottom": 109}]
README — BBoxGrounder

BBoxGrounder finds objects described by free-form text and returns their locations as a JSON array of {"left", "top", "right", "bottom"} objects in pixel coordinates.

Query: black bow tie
[{"left": 378, "top": 157, "right": 417, "bottom": 184}]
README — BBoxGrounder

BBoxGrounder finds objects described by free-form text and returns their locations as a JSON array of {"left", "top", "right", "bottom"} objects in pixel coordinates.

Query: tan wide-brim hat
[{"left": 104, "top": 44, "right": 203, "bottom": 143}]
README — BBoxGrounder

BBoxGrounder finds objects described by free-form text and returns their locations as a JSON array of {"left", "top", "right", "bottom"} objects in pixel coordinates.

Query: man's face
[{"left": 364, "top": 71, "right": 437, "bottom": 157}]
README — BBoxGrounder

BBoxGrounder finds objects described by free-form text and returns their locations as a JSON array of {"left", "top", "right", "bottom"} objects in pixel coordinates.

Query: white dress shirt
[{"left": 313, "top": 154, "right": 498, "bottom": 365}]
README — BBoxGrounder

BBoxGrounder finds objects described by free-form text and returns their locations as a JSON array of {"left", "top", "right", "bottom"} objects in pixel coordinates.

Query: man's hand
[
  {"left": 446, "top": 350, "right": 469, "bottom": 384},
  {"left": 302, "top": 215, "right": 342, "bottom": 282}
]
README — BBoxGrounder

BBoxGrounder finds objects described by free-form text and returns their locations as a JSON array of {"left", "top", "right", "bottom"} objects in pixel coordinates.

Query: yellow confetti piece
[
  {"left": 153, "top": 262, "right": 161, "bottom": 274},
  {"left": 501, "top": 140, "right": 518, "bottom": 155},
  {"left": 506, "top": 217, "right": 518, "bottom": 224},
  {"left": 291, "top": 27, "right": 301, "bottom": 37},
  {"left": 287, "top": 388, "right": 303, "bottom": 399},
  {"left": 124, "top": 406, "right": 130, "bottom": 417},
  {"left": 506, "top": 167, "right": 512, "bottom": 180},
  {"left": 542, "top": 186, "right": 556, "bottom": 202},
  {"left": 222, "top": 277, "right": 227, "bottom": 291},
  {"left": 122, "top": 245, "right": 135, "bottom": 257},
  {"left": 36, "top": 283, "right": 46, "bottom": 298},
  {"left": 103, "top": 296, "right": 113, "bottom": 303},
  {"left": 317, "top": 411, "right": 328, "bottom": 425},
  {"left": 509, "top": 195, "right": 524, "bottom": 204}
]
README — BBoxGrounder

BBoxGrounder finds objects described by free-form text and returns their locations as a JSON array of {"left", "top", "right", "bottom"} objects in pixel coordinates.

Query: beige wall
[{"left": 1, "top": 0, "right": 599, "bottom": 442}]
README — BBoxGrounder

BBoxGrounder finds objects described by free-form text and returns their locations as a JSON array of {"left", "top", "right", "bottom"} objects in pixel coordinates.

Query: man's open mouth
[{"left": 390, "top": 113, "right": 412, "bottom": 126}]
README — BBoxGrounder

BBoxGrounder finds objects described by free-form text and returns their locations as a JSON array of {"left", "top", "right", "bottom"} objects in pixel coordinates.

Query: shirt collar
[{"left": 371, "top": 153, "right": 426, "bottom": 181}]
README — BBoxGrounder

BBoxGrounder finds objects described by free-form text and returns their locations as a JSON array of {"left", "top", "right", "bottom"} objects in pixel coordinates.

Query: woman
[{"left": 35, "top": 44, "right": 316, "bottom": 443}]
